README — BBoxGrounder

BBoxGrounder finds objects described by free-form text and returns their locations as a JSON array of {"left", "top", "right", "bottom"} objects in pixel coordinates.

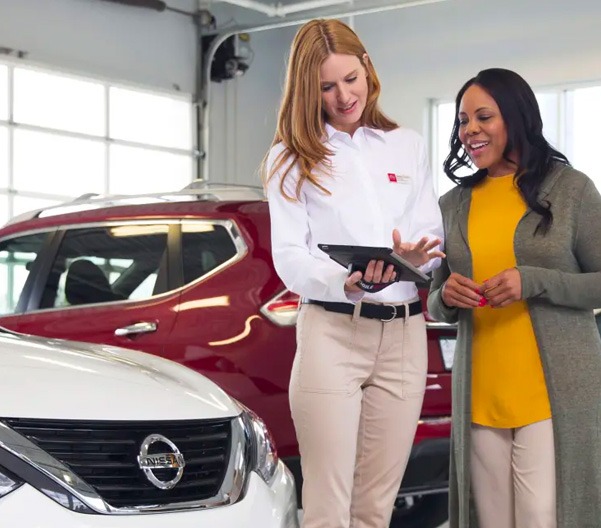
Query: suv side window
[
  {"left": 43, "top": 224, "right": 169, "bottom": 309},
  {"left": 181, "top": 222, "right": 238, "bottom": 284},
  {"left": 0, "top": 233, "right": 49, "bottom": 315}
]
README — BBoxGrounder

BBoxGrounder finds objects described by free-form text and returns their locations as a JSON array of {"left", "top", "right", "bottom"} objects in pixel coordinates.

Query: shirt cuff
[
  {"left": 335, "top": 269, "right": 364, "bottom": 303},
  {"left": 344, "top": 290, "right": 364, "bottom": 303}
]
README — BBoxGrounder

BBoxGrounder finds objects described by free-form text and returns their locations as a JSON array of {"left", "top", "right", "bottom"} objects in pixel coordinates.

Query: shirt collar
[
  {"left": 324, "top": 122, "right": 386, "bottom": 142},
  {"left": 365, "top": 127, "right": 386, "bottom": 139}
]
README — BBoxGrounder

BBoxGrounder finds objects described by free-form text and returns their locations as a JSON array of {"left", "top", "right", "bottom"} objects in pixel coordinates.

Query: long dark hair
[{"left": 443, "top": 68, "right": 569, "bottom": 234}]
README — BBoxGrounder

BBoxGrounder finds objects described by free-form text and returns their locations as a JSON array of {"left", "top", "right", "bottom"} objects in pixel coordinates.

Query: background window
[
  {"left": 535, "top": 92, "right": 560, "bottom": 148},
  {"left": 12, "top": 196, "right": 63, "bottom": 219},
  {"left": 13, "top": 68, "right": 105, "bottom": 136},
  {"left": 109, "top": 87, "right": 193, "bottom": 150},
  {"left": 433, "top": 101, "right": 457, "bottom": 196},
  {"left": 567, "top": 86, "right": 601, "bottom": 189},
  {"left": 109, "top": 145, "right": 193, "bottom": 194},
  {"left": 0, "top": 195, "right": 8, "bottom": 226},
  {"left": 0, "top": 65, "right": 7, "bottom": 121},
  {"left": 13, "top": 129, "right": 105, "bottom": 196},
  {"left": 0, "top": 126, "right": 8, "bottom": 188},
  {"left": 0, "top": 60, "right": 195, "bottom": 226}
]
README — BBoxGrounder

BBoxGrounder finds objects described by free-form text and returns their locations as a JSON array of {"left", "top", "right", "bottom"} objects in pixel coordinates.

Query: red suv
[{"left": 0, "top": 184, "right": 456, "bottom": 528}]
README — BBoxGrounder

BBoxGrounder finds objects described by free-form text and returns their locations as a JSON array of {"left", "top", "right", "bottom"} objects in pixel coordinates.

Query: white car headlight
[{"left": 241, "top": 408, "right": 278, "bottom": 485}]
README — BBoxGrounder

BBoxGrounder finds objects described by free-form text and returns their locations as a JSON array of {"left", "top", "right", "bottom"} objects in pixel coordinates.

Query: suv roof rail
[
  {"left": 72, "top": 192, "right": 102, "bottom": 201},
  {"left": 179, "top": 180, "right": 265, "bottom": 199},
  {"left": 4, "top": 182, "right": 266, "bottom": 225}
]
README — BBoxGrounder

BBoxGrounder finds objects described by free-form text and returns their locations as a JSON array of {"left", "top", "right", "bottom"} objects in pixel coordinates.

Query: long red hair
[{"left": 261, "top": 19, "right": 397, "bottom": 200}]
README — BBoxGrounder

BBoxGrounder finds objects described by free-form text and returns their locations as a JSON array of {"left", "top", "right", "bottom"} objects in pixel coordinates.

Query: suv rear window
[{"left": 181, "top": 223, "right": 238, "bottom": 284}]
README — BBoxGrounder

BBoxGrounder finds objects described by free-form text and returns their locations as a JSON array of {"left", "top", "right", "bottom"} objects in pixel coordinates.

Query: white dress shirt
[{"left": 266, "top": 123, "right": 444, "bottom": 304}]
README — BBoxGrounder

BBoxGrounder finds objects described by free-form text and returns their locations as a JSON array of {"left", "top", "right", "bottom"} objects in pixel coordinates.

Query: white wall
[
  {"left": 208, "top": 26, "right": 297, "bottom": 185},
  {"left": 0, "top": 0, "right": 197, "bottom": 93},
  {"left": 210, "top": 0, "right": 601, "bottom": 184}
]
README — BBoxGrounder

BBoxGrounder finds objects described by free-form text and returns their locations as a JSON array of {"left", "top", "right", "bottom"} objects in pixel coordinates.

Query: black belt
[{"left": 303, "top": 299, "right": 422, "bottom": 322}]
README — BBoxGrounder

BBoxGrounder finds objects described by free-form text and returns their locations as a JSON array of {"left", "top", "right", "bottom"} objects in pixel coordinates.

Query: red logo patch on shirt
[{"left": 387, "top": 173, "right": 398, "bottom": 183}]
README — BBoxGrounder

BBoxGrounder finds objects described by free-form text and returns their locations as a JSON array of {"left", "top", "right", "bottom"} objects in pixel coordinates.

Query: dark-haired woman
[{"left": 428, "top": 67, "right": 601, "bottom": 528}]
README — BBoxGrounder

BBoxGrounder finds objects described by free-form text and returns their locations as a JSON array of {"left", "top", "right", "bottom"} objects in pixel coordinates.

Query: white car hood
[{"left": 0, "top": 331, "right": 241, "bottom": 421}]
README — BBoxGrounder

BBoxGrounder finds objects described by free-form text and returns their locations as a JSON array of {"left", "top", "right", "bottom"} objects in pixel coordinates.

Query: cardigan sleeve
[
  {"left": 518, "top": 178, "right": 601, "bottom": 310},
  {"left": 428, "top": 255, "right": 460, "bottom": 323},
  {"left": 427, "top": 193, "right": 460, "bottom": 323}
]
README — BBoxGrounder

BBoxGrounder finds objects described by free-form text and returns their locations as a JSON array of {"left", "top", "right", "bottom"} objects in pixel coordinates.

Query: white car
[{"left": 0, "top": 328, "right": 298, "bottom": 527}]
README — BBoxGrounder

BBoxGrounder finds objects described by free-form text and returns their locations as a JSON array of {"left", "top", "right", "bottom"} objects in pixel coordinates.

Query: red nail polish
[{"left": 478, "top": 297, "right": 488, "bottom": 307}]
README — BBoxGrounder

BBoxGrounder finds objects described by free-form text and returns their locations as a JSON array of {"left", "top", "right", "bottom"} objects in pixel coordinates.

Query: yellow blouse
[{"left": 468, "top": 174, "right": 551, "bottom": 428}]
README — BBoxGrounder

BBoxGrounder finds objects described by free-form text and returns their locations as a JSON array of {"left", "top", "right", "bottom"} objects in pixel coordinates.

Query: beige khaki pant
[
  {"left": 471, "top": 419, "right": 556, "bottom": 528},
  {"left": 290, "top": 302, "right": 427, "bottom": 528}
]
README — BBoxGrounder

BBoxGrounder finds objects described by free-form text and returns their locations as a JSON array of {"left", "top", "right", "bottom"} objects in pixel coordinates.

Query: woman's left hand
[
  {"left": 392, "top": 229, "right": 445, "bottom": 267},
  {"left": 482, "top": 268, "right": 522, "bottom": 307}
]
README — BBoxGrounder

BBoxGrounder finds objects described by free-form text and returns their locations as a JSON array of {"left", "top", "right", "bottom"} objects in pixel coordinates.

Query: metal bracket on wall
[{"left": 0, "top": 47, "right": 28, "bottom": 59}]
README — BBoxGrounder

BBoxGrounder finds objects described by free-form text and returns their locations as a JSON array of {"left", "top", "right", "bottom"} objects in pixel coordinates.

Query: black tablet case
[{"left": 318, "top": 243, "right": 431, "bottom": 284}]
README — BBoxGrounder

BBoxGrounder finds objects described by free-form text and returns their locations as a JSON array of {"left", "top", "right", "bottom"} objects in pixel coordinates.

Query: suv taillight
[{"left": 260, "top": 289, "right": 300, "bottom": 326}]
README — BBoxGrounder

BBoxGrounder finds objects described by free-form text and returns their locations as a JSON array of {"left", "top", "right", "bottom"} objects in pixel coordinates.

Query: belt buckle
[{"left": 380, "top": 304, "right": 397, "bottom": 322}]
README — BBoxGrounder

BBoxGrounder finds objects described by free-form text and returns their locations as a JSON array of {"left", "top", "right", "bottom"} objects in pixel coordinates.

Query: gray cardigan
[{"left": 428, "top": 163, "right": 601, "bottom": 527}]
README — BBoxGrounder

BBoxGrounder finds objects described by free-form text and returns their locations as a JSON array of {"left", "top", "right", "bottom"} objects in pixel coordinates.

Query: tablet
[{"left": 318, "top": 243, "right": 431, "bottom": 284}]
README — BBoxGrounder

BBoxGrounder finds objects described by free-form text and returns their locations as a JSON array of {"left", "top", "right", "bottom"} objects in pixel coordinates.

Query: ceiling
[{"left": 210, "top": 0, "right": 450, "bottom": 30}]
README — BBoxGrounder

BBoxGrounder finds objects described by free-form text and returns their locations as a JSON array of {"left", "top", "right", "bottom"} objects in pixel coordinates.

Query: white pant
[
  {"left": 291, "top": 303, "right": 427, "bottom": 528},
  {"left": 470, "top": 419, "right": 556, "bottom": 528}
]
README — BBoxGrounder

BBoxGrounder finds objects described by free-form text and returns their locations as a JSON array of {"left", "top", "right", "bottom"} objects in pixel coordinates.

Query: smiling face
[
  {"left": 458, "top": 84, "right": 517, "bottom": 177},
  {"left": 320, "top": 53, "right": 369, "bottom": 136}
]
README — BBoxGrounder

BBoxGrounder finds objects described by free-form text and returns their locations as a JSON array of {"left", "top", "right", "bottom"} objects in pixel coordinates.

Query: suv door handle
[{"left": 114, "top": 322, "right": 158, "bottom": 337}]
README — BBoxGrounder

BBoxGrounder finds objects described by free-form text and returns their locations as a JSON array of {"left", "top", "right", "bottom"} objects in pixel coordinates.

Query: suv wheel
[{"left": 389, "top": 492, "right": 448, "bottom": 528}]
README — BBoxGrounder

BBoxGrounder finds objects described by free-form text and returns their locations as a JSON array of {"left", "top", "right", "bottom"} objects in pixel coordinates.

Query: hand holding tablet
[{"left": 319, "top": 243, "right": 432, "bottom": 292}]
